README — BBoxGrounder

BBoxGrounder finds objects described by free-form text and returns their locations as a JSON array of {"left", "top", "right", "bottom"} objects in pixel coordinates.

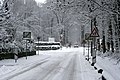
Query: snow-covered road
[{"left": 0, "top": 48, "right": 100, "bottom": 80}]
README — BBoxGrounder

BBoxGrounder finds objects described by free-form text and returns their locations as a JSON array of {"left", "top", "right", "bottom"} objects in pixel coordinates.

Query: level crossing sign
[{"left": 90, "top": 27, "right": 99, "bottom": 37}]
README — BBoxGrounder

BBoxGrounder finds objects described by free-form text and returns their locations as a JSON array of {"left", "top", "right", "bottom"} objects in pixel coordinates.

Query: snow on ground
[
  {"left": 0, "top": 47, "right": 119, "bottom": 80},
  {"left": 84, "top": 47, "right": 120, "bottom": 80},
  {"left": 96, "top": 56, "right": 120, "bottom": 80}
]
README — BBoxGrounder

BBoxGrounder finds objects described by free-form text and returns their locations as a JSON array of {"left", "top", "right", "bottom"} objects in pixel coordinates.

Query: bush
[
  {"left": 0, "top": 53, "right": 14, "bottom": 60},
  {"left": 0, "top": 51, "right": 36, "bottom": 60},
  {"left": 18, "top": 51, "right": 36, "bottom": 58}
]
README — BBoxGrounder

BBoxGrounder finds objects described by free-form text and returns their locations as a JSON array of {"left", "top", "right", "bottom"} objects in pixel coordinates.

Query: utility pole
[
  {"left": 88, "top": 0, "right": 94, "bottom": 58},
  {"left": 91, "top": 18, "right": 93, "bottom": 56}
]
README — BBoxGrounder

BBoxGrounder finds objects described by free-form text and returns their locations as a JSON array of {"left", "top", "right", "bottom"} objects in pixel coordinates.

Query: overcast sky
[{"left": 35, "top": 0, "right": 46, "bottom": 3}]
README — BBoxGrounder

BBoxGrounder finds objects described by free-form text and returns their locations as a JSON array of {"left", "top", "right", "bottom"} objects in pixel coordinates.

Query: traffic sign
[
  {"left": 85, "top": 33, "right": 90, "bottom": 40},
  {"left": 82, "top": 40, "right": 86, "bottom": 44},
  {"left": 90, "top": 27, "right": 99, "bottom": 37},
  {"left": 23, "top": 32, "right": 31, "bottom": 39},
  {"left": 85, "top": 33, "right": 93, "bottom": 40}
]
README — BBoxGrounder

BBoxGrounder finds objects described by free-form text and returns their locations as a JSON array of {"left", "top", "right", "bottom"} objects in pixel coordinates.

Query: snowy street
[
  {"left": 1, "top": 0, "right": 120, "bottom": 80},
  {"left": 0, "top": 48, "right": 100, "bottom": 80}
]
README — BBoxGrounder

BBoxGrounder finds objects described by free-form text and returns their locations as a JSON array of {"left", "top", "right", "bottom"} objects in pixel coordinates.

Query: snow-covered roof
[{"left": 34, "top": 41, "right": 60, "bottom": 44}]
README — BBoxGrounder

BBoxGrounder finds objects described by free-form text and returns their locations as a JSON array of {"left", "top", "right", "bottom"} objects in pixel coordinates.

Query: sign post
[
  {"left": 89, "top": 26, "right": 99, "bottom": 65},
  {"left": 85, "top": 33, "right": 92, "bottom": 61},
  {"left": 88, "top": 40, "right": 90, "bottom": 61},
  {"left": 23, "top": 32, "right": 31, "bottom": 59},
  {"left": 37, "top": 36, "right": 40, "bottom": 55}
]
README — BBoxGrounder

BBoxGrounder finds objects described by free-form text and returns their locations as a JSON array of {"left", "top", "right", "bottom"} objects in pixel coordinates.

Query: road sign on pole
[
  {"left": 89, "top": 27, "right": 99, "bottom": 65},
  {"left": 85, "top": 33, "right": 90, "bottom": 40},
  {"left": 23, "top": 32, "right": 31, "bottom": 39},
  {"left": 85, "top": 33, "right": 93, "bottom": 40},
  {"left": 90, "top": 27, "right": 99, "bottom": 37},
  {"left": 23, "top": 31, "right": 31, "bottom": 59}
]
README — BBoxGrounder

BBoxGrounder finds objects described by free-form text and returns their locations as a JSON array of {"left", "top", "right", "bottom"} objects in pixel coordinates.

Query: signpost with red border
[
  {"left": 90, "top": 27, "right": 99, "bottom": 37},
  {"left": 89, "top": 26, "right": 99, "bottom": 64}
]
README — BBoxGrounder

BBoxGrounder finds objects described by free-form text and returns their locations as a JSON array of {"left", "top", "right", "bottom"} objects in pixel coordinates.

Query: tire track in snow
[
  {"left": 41, "top": 53, "right": 79, "bottom": 80},
  {"left": 39, "top": 50, "right": 100, "bottom": 80},
  {"left": 74, "top": 53, "right": 83, "bottom": 80},
  {"left": 0, "top": 57, "right": 50, "bottom": 80},
  {"left": 8, "top": 52, "right": 72, "bottom": 80},
  {"left": 60, "top": 54, "right": 76, "bottom": 80},
  {"left": 1, "top": 49, "right": 101, "bottom": 80},
  {"left": 36, "top": 53, "right": 75, "bottom": 80}
]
